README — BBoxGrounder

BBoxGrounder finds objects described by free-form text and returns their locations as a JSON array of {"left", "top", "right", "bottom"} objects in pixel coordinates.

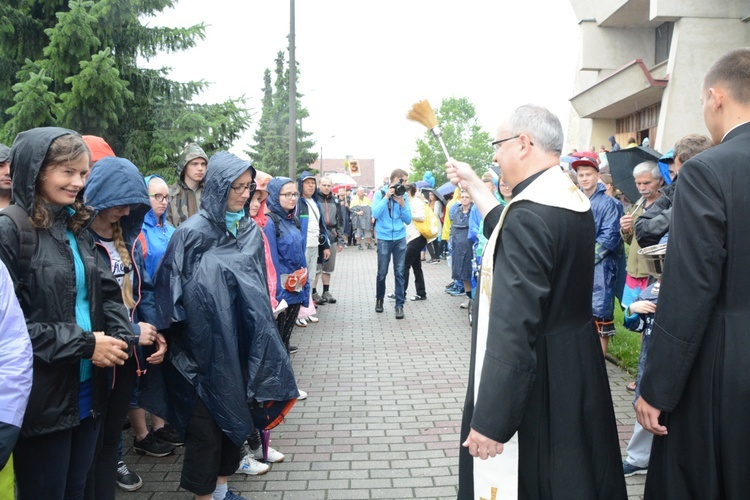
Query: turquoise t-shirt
[
  {"left": 64, "top": 218, "right": 94, "bottom": 419},
  {"left": 225, "top": 209, "right": 245, "bottom": 236}
]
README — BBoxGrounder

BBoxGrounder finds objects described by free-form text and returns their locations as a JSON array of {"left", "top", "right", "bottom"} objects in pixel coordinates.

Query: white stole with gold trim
[{"left": 472, "top": 166, "right": 590, "bottom": 500}]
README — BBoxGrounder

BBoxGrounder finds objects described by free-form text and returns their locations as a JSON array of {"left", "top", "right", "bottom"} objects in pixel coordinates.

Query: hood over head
[
  {"left": 297, "top": 170, "right": 316, "bottom": 195},
  {"left": 144, "top": 174, "right": 169, "bottom": 226},
  {"left": 9, "top": 127, "right": 82, "bottom": 214},
  {"left": 176, "top": 143, "right": 208, "bottom": 181},
  {"left": 267, "top": 177, "right": 296, "bottom": 219},
  {"left": 82, "top": 135, "right": 115, "bottom": 164},
  {"left": 84, "top": 157, "right": 151, "bottom": 240},
  {"left": 0, "top": 144, "right": 10, "bottom": 163},
  {"left": 200, "top": 151, "right": 256, "bottom": 223}
]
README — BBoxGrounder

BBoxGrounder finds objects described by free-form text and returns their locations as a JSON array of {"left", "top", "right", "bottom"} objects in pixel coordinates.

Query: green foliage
[
  {"left": 3, "top": 67, "right": 61, "bottom": 136},
  {"left": 410, "top": 97, "right": 493, "bottom": 186},
  {"left": 0, "top": 0, "right": 250, "bottom": 173},
  {"left": 247, "top": 51, "right": 316, "bottom": 178},
  {"left": 608, "top": 298, "right": 642, "bottom": 375}
]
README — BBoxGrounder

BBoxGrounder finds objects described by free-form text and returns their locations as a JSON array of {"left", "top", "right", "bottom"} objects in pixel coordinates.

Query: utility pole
[{"left": 288, "top": 0, "right": 297, "bottom": 179}]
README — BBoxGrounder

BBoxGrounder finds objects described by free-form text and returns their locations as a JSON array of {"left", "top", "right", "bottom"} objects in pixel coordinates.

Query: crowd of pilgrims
[
  {"left": 0, "top": 128, "right": 312, "bottom": 500},
  {"left": 0, "top": 121, "right": 714, "bottom": 500}
]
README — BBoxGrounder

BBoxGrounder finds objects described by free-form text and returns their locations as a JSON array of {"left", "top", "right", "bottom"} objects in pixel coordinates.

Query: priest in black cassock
[
  {"left": 449, "top": 105, "right": 626, "bottom": 500},
  {"left": 636, "top": 47, "right": 750, "bottom": 499}
]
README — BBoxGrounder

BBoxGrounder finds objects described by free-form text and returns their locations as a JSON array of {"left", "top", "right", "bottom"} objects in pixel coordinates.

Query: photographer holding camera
[{"left": 372, "top": 169, "right": 412, "bottom": 319}]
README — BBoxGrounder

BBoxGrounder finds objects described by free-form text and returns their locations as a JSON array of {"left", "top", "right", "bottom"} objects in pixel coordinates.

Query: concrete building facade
[{"left": 567, "top": 0, "right": 750, "bottom": 154}]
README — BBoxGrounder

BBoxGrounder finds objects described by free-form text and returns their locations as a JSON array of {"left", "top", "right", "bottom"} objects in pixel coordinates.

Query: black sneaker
[
  {"left": 288, "top": 345, "right": 299, "bottom": 354},
  {"left": 133, "top": 431, "right": 175, "bottom": 457},
  {"left": 153, "top": 425, "right": 184, "bottom": 447},
  {"left": 116, "top": 461, "right": 143, "bottom": 491}
]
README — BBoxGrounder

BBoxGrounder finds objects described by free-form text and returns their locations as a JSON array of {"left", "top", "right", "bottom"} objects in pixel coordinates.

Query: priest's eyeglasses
[{"left": 491, "top": 135, "right": 534, "bottom": 151}]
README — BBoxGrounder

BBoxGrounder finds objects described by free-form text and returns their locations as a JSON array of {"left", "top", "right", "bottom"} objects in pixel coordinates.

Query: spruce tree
[
  {"left": 247, "top": 50, "right": 316, "bottom": 178},
  {"left": 0, "top": 0, "right": 250, "bottom": 177}
]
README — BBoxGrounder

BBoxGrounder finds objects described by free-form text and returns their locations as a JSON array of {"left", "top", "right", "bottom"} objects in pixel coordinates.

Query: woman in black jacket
[{"left": 0, "top": 128, "right": 133, "bottom": 500}]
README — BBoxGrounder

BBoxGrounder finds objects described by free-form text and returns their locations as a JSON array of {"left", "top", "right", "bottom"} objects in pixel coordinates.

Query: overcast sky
[{"left": 147, "top": 0, "right": 580, "bottom": 179}]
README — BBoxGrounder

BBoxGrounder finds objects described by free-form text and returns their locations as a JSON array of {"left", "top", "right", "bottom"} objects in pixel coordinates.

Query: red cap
[{"left": 571, "top": 158, "right": 599, "bottom": 172}]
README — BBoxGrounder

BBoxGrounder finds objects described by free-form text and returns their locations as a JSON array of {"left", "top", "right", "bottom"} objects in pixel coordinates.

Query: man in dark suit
[{"left": 636, "top": 47, "right": 750, "bottom": 499}]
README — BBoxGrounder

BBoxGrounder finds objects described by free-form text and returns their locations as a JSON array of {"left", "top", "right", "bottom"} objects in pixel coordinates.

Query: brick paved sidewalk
[{"left": 118, "top": 245, "right": 644, "bottom": 499}]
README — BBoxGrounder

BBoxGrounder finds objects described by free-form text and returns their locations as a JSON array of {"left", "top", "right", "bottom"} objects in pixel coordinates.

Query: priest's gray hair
[
  {"left": 633, "top": 161, "right": 660, "bottom": 180},
  {"left": 506, "top": 105, "right": 564, "bottom": 156}
]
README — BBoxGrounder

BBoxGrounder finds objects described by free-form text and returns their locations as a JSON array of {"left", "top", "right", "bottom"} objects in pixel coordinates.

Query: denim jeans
[{"left": 376, "top": 238, "right": 406, "bottom": 308}]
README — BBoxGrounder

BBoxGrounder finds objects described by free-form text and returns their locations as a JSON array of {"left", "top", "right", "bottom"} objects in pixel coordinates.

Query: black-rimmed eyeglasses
[
  {"left": 491, "top": 136, "right": 534, "bottom": 151},
  {"left": 229, "top": 182, "right": 257, "bottom": 195},
  {"left": 149, "top": 194, "right": 171, "bottom": 203}
]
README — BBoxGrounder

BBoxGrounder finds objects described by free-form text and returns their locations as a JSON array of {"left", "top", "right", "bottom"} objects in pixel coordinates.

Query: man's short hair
[
  {"left": 505, "top": 105, "right": 564, "bottom": 156},
  {"left": 704, "top": 48, "right": 750, "bottom": 104},
  {"left": 674, "top": 134, "right": 713, "bottom": 164},
  {"left": 632, "top": 161, "right": 660, "bottom": 179},
  {"left": 390, "top": 168, "right": 408, "bottom": 182},
  {"left": 320, "top": 176, "right": 333, "bottom": 185}
]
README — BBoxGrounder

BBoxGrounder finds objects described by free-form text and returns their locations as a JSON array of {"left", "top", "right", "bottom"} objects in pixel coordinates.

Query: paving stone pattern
[{"left": 117, "top": 245, "right": 644, "bottom": 499}]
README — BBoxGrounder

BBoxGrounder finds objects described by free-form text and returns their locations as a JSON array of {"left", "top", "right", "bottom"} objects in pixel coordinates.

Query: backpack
[
  {"left": 267, "top": 211, "right": 301, "bottom": 240},
  {"left": 414, "top": 203, "right": 439, "bottom": 241},
  {"left": 0, "top": 205, "right": 37, "bottom": 295}
]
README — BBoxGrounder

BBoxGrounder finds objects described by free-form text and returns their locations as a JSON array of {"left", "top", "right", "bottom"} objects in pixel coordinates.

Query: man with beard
[
  {"left": 449, "top": 104, "right": 626, "bottom": 500},
  {"left": 0, "top": 145, "right": 10, "bottom": 209}
]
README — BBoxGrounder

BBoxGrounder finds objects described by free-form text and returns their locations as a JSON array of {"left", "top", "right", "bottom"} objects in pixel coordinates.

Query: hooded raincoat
[
  {"left": 264, "top": 177, "right": 310, "bottom": 308},
  {"left": 0, "top": 127, "right": 133, "bottom": 436},
  {"left": 154, "top": 152, "right": 297, "bottom": 446},
  {"left": 140, "top": 175, "right": 176, "bottom": 279},
  {"left": 167, "top": 144, "right": 208, "bottom": 228},
  {"left": 589, "top": 182, "right": 624, "bottom": 321}
]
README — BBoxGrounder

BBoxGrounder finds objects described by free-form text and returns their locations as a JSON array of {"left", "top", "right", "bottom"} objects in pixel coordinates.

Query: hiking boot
[
  {"left": 236, "top": 454, "right": 270, "bottom": 475},
  {"left": 152, "top": 425, "right": 184, "bottom": 447},
  {"left": 321, "top": 291, "right": 336, "bottom": 304},
  {"left": 312, "top": 292, "right": 327, "bottom": 305},
  {"left": 622, "top": 461, "right": 648, "bottom": 477},
  {"left": 133, "top": 431, "right": 175, "bottom": 457},
  {"left": 251, "top": 445, "right": 285, "bottom": 463},
  {"left": 395, "top": 307, "right": 405, "bottom": 319},
  {"left": 375, "top": 299, "right": 384, "bottom": 313},
  {"left": 116, "top": 461, "right": 143, "bottom": 491}
]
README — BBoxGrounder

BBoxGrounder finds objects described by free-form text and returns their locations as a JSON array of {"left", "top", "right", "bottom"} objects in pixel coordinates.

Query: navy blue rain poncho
[{"left": 152, "top": 152, "right": 298, "bottom": 446}]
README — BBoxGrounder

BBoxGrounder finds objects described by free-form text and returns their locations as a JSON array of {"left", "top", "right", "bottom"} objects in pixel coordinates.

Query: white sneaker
[
  {"left": 307, "top": 315, "right": 319, "bottom": 323},
  {"left": 236, "top": 454, "right": 270, "bottom": 475},
  {"left": 295, "top": 318, "right": 307, "bottom": 327},
  {"left": 297, "top": 389, "right": 307, "bottom": 400},
  {"left": 251, "top": 445, "right": 285, "bottom": 463}
]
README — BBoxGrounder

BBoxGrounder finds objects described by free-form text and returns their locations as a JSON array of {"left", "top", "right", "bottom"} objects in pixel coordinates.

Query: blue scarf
[{"left": 225, "top": 209, "right": 245, "bottom": 236}]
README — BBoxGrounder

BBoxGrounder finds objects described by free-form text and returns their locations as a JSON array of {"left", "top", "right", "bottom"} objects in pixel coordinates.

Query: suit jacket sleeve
[
  {"left": 471, "top": 204, "right": 553, "bottom": 443},
  {"left": 640, "top": 158, "right": 726, "bottom": 412}
]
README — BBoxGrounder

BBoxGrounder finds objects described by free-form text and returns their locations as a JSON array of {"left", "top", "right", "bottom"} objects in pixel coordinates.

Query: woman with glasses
[
  {"left": 264, "top": 177, "right": 310, "bottom": 355},
  {"left": 154, "top": 153, "right": 296, "bottom": 500},
  {"left": 83, "top": 157, "right": 168, "bottom": 499}
]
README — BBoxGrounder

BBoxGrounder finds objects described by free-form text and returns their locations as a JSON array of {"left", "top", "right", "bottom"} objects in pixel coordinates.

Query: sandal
[{"left": 626, "top": 381, "right": 636, "bottom": 392}]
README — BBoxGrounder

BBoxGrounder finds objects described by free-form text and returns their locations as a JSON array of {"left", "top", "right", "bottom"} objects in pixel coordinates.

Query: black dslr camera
[{"left": 392, "top": 180, "right": 406, "bottom": 197}]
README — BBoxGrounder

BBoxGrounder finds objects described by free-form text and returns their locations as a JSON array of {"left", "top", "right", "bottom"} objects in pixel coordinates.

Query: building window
[{"left": 655, "top": 22, "right": 674, "bottom": 65}]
